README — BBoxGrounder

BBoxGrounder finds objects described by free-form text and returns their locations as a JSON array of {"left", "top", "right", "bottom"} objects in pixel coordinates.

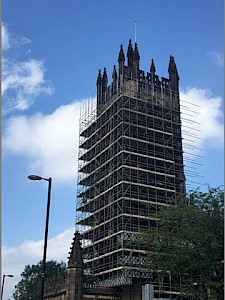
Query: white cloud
[
  {"left": 2, "top": 228, "right": 74, "bottom": 300},
  {"left": 207, "top": 51, "right": 224, "bottom": 68},
  {"left": 2, "top": 88, "right": 223, "bottom": 183},
  {"left": 2, "top": 23, "right": 52, "bottom": 114},
  {"left": 3, "top": 99, "right": 95, "bottom": 183},
  {"left": 2, "top": 60, "right": 45, "bottom": 94},
  {"left": 180, "top": 87, "right": 224, "bottom": 151},
  {"left": 2, "top": 22, "right": 31, "bottom": 51},
  {"left": 2, "top": 58, "right": 54, "bottom": 114},
  {"left": 2, "top": 23, "right": 10, "bottom": 51}
]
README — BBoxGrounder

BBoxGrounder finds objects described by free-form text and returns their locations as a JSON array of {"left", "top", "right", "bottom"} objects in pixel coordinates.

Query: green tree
[
  {"left": 13, "top": 260, "right": 66, "bottom": 300},
  {"left": 145, "top": 187, "right": 224, "bottom": 299}
]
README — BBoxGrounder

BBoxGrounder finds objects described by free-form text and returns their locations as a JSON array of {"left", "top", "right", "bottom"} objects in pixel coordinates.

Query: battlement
[{"left": 96, "top": 40, "right": 179, "bottom": 115}]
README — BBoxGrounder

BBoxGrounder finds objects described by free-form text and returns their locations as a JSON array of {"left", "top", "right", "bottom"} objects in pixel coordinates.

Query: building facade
[{"left": 75, "top": 40, "right": 186, "bottom": 298}]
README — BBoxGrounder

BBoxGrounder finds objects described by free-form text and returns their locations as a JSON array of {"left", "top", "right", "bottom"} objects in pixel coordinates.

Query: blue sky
[{"left": 2, "top": 1, "right": 224, "bottom": 299}]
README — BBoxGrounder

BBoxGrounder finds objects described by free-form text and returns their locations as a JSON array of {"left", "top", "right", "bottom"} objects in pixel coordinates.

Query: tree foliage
[
  {"left": 13, "top": 260, "right": 66, "bottom": 300},
  {"left": 145, "top": 187, "right": 224, "bottom": 299}
]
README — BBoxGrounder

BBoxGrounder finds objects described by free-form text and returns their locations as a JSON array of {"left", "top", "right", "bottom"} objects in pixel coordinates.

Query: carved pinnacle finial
[
  {"left": 168, "top": 55, "right": 179, "bottom": 91},
  {"left": 150, "top": 59, "right": 156, "bottom": 73},
  {"left": 68, "top": 231, "right": 83, "bottom": 268},
  {"left": 102, "top": 67, "right": 108, "bottom": 92},
  {"left": 112, "top": 65, "right": 117, "bottom": 80},
  {"left": 103, "top": 67, "right": 107, "bottom": 79},
  {"left": 168, "top": 55, "right": 178, "bottom": 75},
  {"left": 133, "top": 42, "right": 140, "bottom": 61},
  {"left": 118, "top": 44, "right": 125, "bottom": 63},
  {"left": 127, "top": 39, "right": 134, "bottom": 68},
  {"left": 127, "top": 39, "right": 133, "bottom": 56},
  {"left": 97, "top": 69, "right": 102, "bottom": 85}
]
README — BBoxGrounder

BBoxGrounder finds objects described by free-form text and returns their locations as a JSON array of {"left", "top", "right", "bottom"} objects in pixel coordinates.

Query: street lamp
[
  {"left": 28, "top": 175, "right": 52, "bottom": 300},
  {"left": 1, "top": 274, "right": 14, "bottom": 300}
]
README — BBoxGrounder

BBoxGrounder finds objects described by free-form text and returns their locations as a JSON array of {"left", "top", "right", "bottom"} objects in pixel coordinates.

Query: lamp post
[
  {"left": 28, "top": 175, "right": 52, "bottom": 300},
  {"left": 1, "top": 274, "right": 14, "bottom": 300}
]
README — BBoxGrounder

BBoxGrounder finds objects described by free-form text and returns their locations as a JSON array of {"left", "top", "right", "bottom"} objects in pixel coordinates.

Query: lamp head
[{"left": 28, "top": 175, "right": 43, "bottom": 181}]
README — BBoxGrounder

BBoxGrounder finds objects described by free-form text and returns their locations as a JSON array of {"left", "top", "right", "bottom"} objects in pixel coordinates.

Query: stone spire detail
[
  {"left": 68, "top": 231, "right": 83, "bottom": 268},
  {"left": 127, "top": 39, "right": 134, "bottom": 68},
  {"left": 67, "top": 231, "right": 83, "bottom": 300},
  {"left": 96, "top": 69, "right": 102, "bottom": 108},
  {"left": 168, "top": 55, "right": 179, "bottom": 91},
  {"left": 96, "top": 69, "right": 102, "bottom": 85},
  {"left": 150, "top": 59, "right": 156, "bottom": 74},
  {"left": 112, "top": 65, "right": 117, "bottom": 80},
  {"left": 168, "top": 55, "right": 179, "bottom": 76},
  {"left": 118, "top": 44, "right": 125, "bottom": 75},
  {"left": 112, "top": 65, "right": 118, "bottom": 95},
  {"left": 133, "top": 42, "right": 140, "bottom": 79},
  {"left": 118, "top": 44, "right": 125, "bottom": 63},
  {"left": 133, "top": 42, "right": 140, "bottom": 61},
  {"left": 102, "top": 67, "right": 108, "bottom": 92}
]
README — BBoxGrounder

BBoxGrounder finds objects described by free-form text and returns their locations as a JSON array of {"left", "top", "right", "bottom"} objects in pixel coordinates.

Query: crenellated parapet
[{"left": 96, "top": 40, "right": 180, "bottom": 115}]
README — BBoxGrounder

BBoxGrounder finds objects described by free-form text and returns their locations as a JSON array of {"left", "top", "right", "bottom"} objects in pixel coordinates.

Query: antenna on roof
[{"left": 134, "top": 21, "right": 137, "bottom": 43}]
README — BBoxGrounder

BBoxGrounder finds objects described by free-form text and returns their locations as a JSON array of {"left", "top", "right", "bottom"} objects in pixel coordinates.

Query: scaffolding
[{"left": 76, "top": 60, "right": 196, "bottom": 298}]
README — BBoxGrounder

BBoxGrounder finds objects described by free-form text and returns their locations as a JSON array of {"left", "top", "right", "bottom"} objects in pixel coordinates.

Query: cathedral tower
[{"left": 76, "top": 40, "right": 185, "bottom": 298}]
